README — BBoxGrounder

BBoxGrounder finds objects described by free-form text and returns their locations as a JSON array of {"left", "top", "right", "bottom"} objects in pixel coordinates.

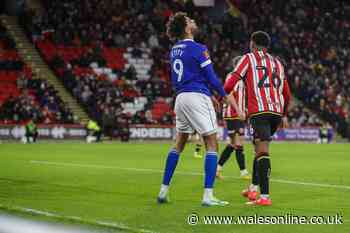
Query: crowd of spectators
[
  {"left": 0, "top": 22, "right": 76, "bottom": 124},
  {"left": 264, "top": 0, "right": 350, "bottom": 137},
  {"left": 0, "top": 78, "right": 76, "bottom": 124},
  {"left": 19, "top": 0, "right": 350, "bottom": 138},
  {"left": 0, "top": 24, "right": 25, "bottom": 71},
  {"left": 57, "top": 58, "right": 172, "bottom": 122},
  {"left": 0, "top": 24, "right": 15, "bottom": 49},
  {"left": 21, "top": 0, "right": 175, "bottom": 127},
  {"left": 287, "top": 103, "right": 322, "bottom": 128}
]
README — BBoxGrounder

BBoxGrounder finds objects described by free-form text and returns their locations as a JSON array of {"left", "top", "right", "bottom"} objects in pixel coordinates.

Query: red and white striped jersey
[
  {"left": 223, "top": 72, "right": 245, "bottom": 119},
  {"left": 224, "top": 49, "right": 291, "bottom": 117}
]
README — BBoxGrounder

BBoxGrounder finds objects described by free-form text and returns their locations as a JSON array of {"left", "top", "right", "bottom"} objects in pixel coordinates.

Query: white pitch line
[
  {"left": 30, "top": 160, "right": 203, "bottom": 176},
  {"left": 29, "top": 160, "right": 350, "bottom": 190},
  {"left": 0, "top": 204, "right": 157, "bottom": 233},
  {"left": 270, "top": 178, "right": 350, "bottom": 190}
]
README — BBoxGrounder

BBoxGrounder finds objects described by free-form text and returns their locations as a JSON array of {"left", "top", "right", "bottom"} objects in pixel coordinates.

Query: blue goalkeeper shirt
[{"left": 169, "top": 39, "right": 227, "bottom": 97}]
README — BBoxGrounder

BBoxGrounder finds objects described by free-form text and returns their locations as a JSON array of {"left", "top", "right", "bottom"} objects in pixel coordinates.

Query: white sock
[
  {"left": 203, "top": 188, "right": 214, "bottom": 201},
  {"left": 249, "top": 184, "right": 258, "bottom": 192},
  {"left": 217, "top": 165, "right": 222, "bottom": 171},
  {"left": 260, "top": 194, "right": 269, "bottom": 199},
  {"left": 158, "top": 184, "right": 169, "bottom": 198},
  {"left": 240, "top": 169, "right": 248, "bottom": 175}
]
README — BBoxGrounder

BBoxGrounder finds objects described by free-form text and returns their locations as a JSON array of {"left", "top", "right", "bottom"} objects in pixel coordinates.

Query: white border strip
[
  {"left": 0, "top": 204, "right": 157, "bottom": 233},
  {"left": 30, "top": 160, "right": 350, "bottom": 190}
]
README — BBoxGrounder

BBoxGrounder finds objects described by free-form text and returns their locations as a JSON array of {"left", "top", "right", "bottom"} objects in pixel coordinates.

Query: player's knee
[
  {"left": 203, "top": 135, "right": 217, "bottom": 152},
  {"left": 234, "top": 136, "right": 244, "bottom": 147},
  {"left": 175, "top": 144, "right": 185, "bottom": 153},
  {"left": 206, "top": 141, "right": 217, "bottom": 152},
  {"left": 174, "top": 141, "right": 185, "bottom": 153},
  {"left": 229, "top": 135, "right": 235, "bottom": 146},
  {"left": 174, "top": 132, "right": 190, "bottom": 153},
  {"left": 254, "top": 139, "right": 268, "bottom": 153}
]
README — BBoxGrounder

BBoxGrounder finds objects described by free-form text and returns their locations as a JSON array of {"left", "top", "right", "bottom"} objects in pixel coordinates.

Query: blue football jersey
[{"left": 169, "top": 39, "right": 226, "bottom": 97}]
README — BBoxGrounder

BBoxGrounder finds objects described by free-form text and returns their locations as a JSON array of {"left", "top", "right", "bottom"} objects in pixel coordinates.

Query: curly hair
[{"left": 166, "top": 12, "right": 187, "bottom": 42}]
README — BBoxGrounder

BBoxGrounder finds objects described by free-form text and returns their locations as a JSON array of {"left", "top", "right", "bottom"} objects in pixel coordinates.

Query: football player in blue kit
[{"left": 157, "top": 12, "right": 244, "bottom": 206}]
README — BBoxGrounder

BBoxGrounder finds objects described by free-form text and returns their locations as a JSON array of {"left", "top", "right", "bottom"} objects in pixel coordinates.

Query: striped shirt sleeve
[{"left": 233, "top": 55, "right": 250, "bottom": 79}]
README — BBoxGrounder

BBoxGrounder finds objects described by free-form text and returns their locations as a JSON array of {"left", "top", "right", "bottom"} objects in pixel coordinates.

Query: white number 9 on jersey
[{"left": 173, "top": 59, "right": 183, "bottom": 82}]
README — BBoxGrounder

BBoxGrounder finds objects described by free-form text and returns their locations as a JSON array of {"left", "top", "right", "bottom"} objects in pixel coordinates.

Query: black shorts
[
  {"left": 225, "top": 119, "right": 245, "bottom": 136},
  {"left": 250, "top": 113, "right": 282, "bottom": 141}
]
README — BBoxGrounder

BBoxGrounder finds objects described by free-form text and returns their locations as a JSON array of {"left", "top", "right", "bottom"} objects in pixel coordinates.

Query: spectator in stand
[
  {"left": 117, "top": 114, "right": 130, "bottom": 142},
  {"left": 16, "top": 72, "right": 28, "bottom": 90},
  {"left": 102, "top": 108, "right": 115, "bottom": 139}
]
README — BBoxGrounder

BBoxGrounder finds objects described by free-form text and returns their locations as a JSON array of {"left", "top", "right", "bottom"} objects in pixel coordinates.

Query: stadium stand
[
  {"left": 0, "top": 22, "right": 75, "bottom": 124},
  {"left": 18, "top": 0, "right": 350, "bottom": 138},
  {"left": 224, "top": 0, "right": 350, "bottom": 137},
  {"left": 19, "top": 0, "right": 174, "bottom": 128},
  {"left": 0, "top": 23, "right": 25, "bottom": 107}
]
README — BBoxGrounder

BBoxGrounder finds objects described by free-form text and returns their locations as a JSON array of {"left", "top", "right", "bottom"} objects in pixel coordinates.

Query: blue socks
[
  {"left": 162, "top": 149, "right": 180, "bottom": 185},
  {"left": 161, "top": 150, "right": 218, "bottom": 190},
  {"left": 204, "top": 152, "right": 218, "bottom": 188}
]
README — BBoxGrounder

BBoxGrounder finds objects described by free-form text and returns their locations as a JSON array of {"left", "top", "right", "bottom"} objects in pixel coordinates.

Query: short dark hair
[
  {"left": 232, "top": 56, "right": 242, "bottom": 67},
  {"left": 250, "top": 31, "right": 271, "bottom": 48},
  {"left": 166, "top": 12, "right": 187, "bottom": 42}
]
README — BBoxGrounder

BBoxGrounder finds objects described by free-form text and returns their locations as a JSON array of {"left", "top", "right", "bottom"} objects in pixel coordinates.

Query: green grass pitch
[{"left": 0, "top": 142, "right": 349, "bottom": 233}]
